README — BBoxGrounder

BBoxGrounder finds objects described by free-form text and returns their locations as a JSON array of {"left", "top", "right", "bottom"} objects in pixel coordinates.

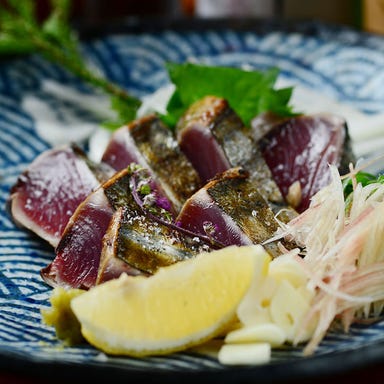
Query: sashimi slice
[
  {"left": 257, "top": 114, "right": 354, "bottom": 212},
  {"left": 9, "top": 145, "right": 113, "bottom": 247},
  {"left": 176, "top": 168, "right": 282, "bottom": 257},
  {"left": 102, "top": 114, "right": 201, "bottom": 212},
  {"left": 176, "top": 96, "right": 285, "bottom": 211}
]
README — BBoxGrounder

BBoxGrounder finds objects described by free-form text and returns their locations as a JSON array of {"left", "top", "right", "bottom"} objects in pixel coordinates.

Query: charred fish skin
[
  {"left": 101, "top": 167, "right": 213, "bottom": 275},
  {"left": 130, "top": 115, "right": 202, "bottom": 207},
  {"left": 9, "top": 144, "right": 114, "bottom": 248},
  {"left": 97, "top": 207, "right": 149, "bottom": 285},
  {"left": 103, "top": 167, "right": 140, "bottom": 212},
  {"left": 102, "top": 114, "right": 201, "bottom": 212},
  {"left": 207, "top": 168, "right": 279, "bottom": 245},
  {"left": 338, "top": 120, "right": 355, "bottom": 176},
  {"left": 111, "top": 206, "right": 208, "bottom": 275},
  {"left": 176, "top": 96, "right": 284, "bottom": 208},
  {"left": 177, "top": 167, "right": 282, "bottom": 257},
  {"left": 102, "top": 168, "right": 200, "bottom": 274}
]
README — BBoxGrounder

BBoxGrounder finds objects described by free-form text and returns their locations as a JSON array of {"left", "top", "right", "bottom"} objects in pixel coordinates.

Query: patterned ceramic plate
[{"left": 1, "top": 20, "right": 384, "bottom": 383}]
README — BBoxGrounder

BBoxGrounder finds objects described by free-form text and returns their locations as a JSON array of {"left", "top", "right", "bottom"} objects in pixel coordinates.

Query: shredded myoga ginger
[{"left": 274, "top": 164, "right": 384, "bottom": 355}]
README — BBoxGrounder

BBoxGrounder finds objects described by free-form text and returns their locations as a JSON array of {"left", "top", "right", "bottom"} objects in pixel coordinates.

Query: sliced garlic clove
[
  {"left": 269, "top": 280, "right": 311, "bottom": 342},
  {"left": 224, "top": 323, "right": 286, "bottom": 347},
  {"left": 218, "top": 343, "right": 271, "bottom": 365}
]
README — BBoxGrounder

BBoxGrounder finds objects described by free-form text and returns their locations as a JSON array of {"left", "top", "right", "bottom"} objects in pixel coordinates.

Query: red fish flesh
[
  {"left": 256, "top": 113, "right": 354, "bottom": 212},
  {"left": 9, "top": 144, "right": 113, "bottom": 247}
]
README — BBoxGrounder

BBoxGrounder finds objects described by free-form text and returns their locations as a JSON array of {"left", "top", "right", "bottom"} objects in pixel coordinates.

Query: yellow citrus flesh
[{"left": 71, "top": 245, "right": 263, "bottom": 357}]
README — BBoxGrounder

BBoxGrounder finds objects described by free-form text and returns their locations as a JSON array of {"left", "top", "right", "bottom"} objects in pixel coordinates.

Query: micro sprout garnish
[
  {"left": 128, "top": 167, "right": 225, "bottom": 249},
  {"left": 202, "top": 221, "right": 220, "bottom": 242}
]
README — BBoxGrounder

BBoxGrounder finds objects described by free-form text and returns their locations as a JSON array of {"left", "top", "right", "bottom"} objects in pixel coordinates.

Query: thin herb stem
[
  {"left": 32, "top": 34, "right": 137, "bottom": 104},
  {"left": 0, "top": 1, "right": 141, "bottom": 117}
]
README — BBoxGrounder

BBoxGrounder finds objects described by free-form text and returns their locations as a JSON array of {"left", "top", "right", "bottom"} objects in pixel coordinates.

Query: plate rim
[
  {"left": 1, "top": 17, "right": 384, "bottom": 382},
  {"left": 0, "top": 339, "right": 384, "bottom": 383}
]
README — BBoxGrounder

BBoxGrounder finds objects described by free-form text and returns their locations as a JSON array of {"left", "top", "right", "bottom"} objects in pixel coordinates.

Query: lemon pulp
[{"left": 71, "top": 245, "right": 263, "bottom": 356}]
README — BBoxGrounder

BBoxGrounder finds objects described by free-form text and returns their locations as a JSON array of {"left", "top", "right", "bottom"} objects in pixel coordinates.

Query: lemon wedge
[
  {"left": 41, "top": 287, "right": 85, "bottom": 346},
  {"left": 71, "top": 245, "right": 263, "bottom": 357}
]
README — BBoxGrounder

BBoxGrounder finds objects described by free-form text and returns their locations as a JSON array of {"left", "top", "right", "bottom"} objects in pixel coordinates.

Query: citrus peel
[{"left": 71, "top": 245, "right": 263, "bottom": 356}]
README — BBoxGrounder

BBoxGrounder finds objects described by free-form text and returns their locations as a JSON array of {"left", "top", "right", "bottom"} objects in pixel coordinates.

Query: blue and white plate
[{"left": 1, "top": 20, "right": 384, "bottom": 383}]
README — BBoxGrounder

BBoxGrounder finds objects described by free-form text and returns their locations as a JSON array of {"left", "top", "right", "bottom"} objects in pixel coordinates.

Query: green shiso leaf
[
  {"left": 102, "top": 95, "right": 142, "bottom": 131},
  {"left": 343, "top": 171, "right": 384, "bottom": 213},
  {"left": 342, "top": 171, "right": 380, "bottom": 199},
  {"left": 162, "top": 62, "right": 297, "bottom": 127}
]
